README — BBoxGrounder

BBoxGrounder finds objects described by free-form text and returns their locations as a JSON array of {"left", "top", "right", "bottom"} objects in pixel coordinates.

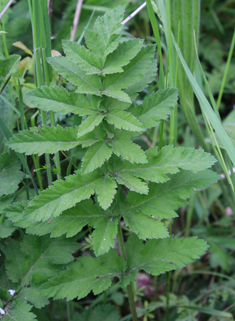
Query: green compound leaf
[
  {"left": 116, "top": 145, "right": 217, "bottom": 184},
  {"left": 72, "top": 304, "right": 120, "bottom": 321},
  {"left": 103, "top": 39, "right": 143, "bottom": 75},
  {"left": 18, "top": 287, "right": 49, "bottom": 309},
  {"left": 47, "top": 57, "right": 102, "bottom": 95},
  {"left": 114, "top": 172, "right": 148, "bottom": 194},
  {"left": 125, "top": 234, "right": 209, "bottom": 278},
  {"left": 125, "top": 170, "right": 220, "bottom": 220},
  {"left": 24, "top": 200, "right": 112, "bottom": 237},
  {"left": 81, "top": 141, "right": 113, "bottom": 175},
  {"left": 103, "top": 45, "right": 156, "bottom": 103},
  {"left": 62, "top": 40, "right": 102, "bottom": 74},
  {"left": 95, "top": 175, "right": 117, "bottom": 210},
  {"left": 85, "top": 6, "right": 125, "bottom": 62},
  {"left": 26, "top": 86, "right": 100, "bottom": 115},
  {"left": 123, "top": 211, "right": 168, "bottom": 240},
  {"left": 92, "top": 215, "right": 119, "bottom": 256},
  {"left": 77, "top": 114, "right": 104, "bottom": 138},
  {"left": 41, "top": 250, "right": 126, "bottom": 300},
  {"left": 106, "top": 110, "right": 144, "bottom": 132},
  {"left": 7, "top": 125, "right": 80, "bottom": 156},
  {"left": 22, "top": 171, "right": 104, "bottom": 222},
  {"left": 111, "top": 134, "right": 147, "bottom": 164},
  {"left": 131, "top": 87, "right": 178, "bottom": 128},
  {"left": 0, "top": 152, "right": 25, "bottom": 196},
  {"left": 5, "top": 235, "right": 78, "bottom": 286},
  {"left": 2, "top": 299, "right": 36, "bottom": 321},
  {"left": 126, "top": 60, "right": 157, "bottom": 101}
]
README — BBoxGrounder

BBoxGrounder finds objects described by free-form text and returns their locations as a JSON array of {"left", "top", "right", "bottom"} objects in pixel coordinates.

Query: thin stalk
[
  {"left": 0, "top": 0, "right": 14, "bottom": 20},
  {"left": 185, "top": 193, "right": 197, "bottom": 237},
  {"left": 29, "top": 0, "right": 52, "bottom": 185},
  {"left": 117, "top": 223, "right": 138, "bottom": 321},
  {"left": 146, "top": 0, "right": 165, "bottom": 151},
  {"left": 31, "top": 112, "right": 43, "bottom": 191},
  {"left": 217, "top": 29, "right": 235, "bottom": 109},
  {"left": 70, "top": 0, "right": 83, "bottom": 42},
  {"left": 40, "top": 0, "right": 61, "bottom": 180}
]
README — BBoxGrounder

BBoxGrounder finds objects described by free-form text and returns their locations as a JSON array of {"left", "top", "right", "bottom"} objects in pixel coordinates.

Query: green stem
[{"left": 117, "top": 223, "right": 138, "bottom": 321}]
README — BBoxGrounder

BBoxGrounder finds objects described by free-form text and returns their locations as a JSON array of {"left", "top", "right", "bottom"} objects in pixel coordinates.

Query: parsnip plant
[{"left": 1, "top": 6, "right": 220, "bottom": 320}]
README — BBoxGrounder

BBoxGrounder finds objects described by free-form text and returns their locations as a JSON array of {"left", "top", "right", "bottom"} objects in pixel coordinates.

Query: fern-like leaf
[
  {"left": 7, "top": 125, "right": 80, "bottom": 155},
  {"left": 47, "top": 57, "right": 102, "bottom": 95},
  {"left": 114, "top": 145, "right": 217, "bottom": 184},
  {"left": 26, "top": 86, "right": 100, "bottom": 115},
  {"left": 85, "top": 6, "right": 125, "bottom": 63},
  {"left": 41, "top": 250, "right": 126, "bottom": 300},
  {"left": 22, "top": 171, "right": 104, "bottom": 222},
  {"left": 125, "top": 170, "right": 219, "bottom": 219},
  {"left": 125, "top": 234, "right": 209, "bottom": 279}
]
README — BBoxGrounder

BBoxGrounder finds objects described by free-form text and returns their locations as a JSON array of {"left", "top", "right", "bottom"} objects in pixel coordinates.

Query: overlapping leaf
[
  {"left": 124, "top": 170, "right": 219, "bottom": 220},
  {"left": 19, "top": 200, "right": 118, "bottom": 256},
  {"left": 0, "top": 152, "right": 25, "bottom": 196},
  {"left": 7, "top": 125, "right": 80, "bottom": 155},
  {"left": 103, "top": 39, "right": 144, "bottom": 75},
  {"left": 125, "top": 234, "right": 209, "bottom": 279},
  {"left": 41, "top": 234, "right": 208, "bottom": 301},
  {"left": 41, "top": 250, "right": 126, "bottom": 300},
  {"left": 62, "top": 40, "right": 102, "bottom": 74},
  {"left": 85, "top": 6, "right": 125, "bottom": 63},
  {"left": 47, "top": 57, "right": 102, "bottom": 95},
  {"left": 22, "top": 171, "right": 104, "bottom": 222},
  {"left": 103, "top": 45, "right": 156, "bottom": 103},
  {"left": 26, "top": 86, "right": 100, "bottom": 115},
  {"left": 5, "top": 234, "right": 78, "bottom": 286},
  {"left": 2, "top": 299, "right": 36, "bottom": 321},
  {"left": 114, "top": 145, "right": 217, "bottom": 184},
  {"left": 130, "top": 87, "right": 178, "bottom": 128}
]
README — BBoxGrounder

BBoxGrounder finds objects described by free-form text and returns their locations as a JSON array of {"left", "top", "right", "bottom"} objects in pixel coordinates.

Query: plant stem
[{"left": 117, "top": 223, "right": 138, "bottom": 321}]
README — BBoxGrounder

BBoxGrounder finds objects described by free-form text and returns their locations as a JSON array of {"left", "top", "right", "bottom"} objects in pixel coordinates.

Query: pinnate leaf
[
  {"left": 95, "top": 175, "right": 117, "bottom": 210},
  {"left": 7, "top": 125, "right": 80, "bottom": 156},
  {"left": 41, "top": 250, "right": 126, "bottom": 300},
  {"left": 103, "top": 45, "right": 156, "bottom": 102},
  {"left": 25, "top": 200, "right": 113, "bottom": 238},
  {"left": 126, "top": 60, "right": 157, "bottom": 100},
  {"left": 47, "top": 57, "right": 102, "bottom": 95},
  {"left": 85, "top": 6, "right": 124, "bottom": 61},
  {"left": 22, "top": 171, "right": 104, "bottom": 222},
  {"left": 106, "top": 110, "right": 144, "bottom": 132},
  {"left": 26, "top": 86, "right": 99, "bottom": 115},
  {"left": 92, "top": 215, "right": 119, "bottom": 256},
  {"left": 81, "top": 141, "right": 113, "bottom": 174},
  {"left": 5, "top": 235, "right": 78, "bottom": 286},
  {"left": 62, "top": 40, "right": 102, "bottom": 74},
  {"left": 2, "top": 299, "right": 36, "bottom": 321},
  {"left": 77, "top": 114, "right": 104, "bottom": 138},
  {"left": 123, "top": 212, "right": 168, "bottom": 240},
  {"left": 125, "top": 170, "right": 220, "bottom": 219},
  {"left": 18, "top": 287, "right": 49, "bottom": 309},
  {"left": 103, "top": 39, "right": 143, "bottom": 74},
  {"left": 116, "top": 145, "right": 217, "bottom": 184},
  {"left": 136, "top": 88, "right": 178, "bottom": 128},
  {"left": 115, "top": 172, "right": 148, "bottom": 194},
  {"left": 125, "top": 234, "right": 209, "bottom": 278},
  {"left": 111, "top": 134, "right": 147, "bottom": 164}
]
